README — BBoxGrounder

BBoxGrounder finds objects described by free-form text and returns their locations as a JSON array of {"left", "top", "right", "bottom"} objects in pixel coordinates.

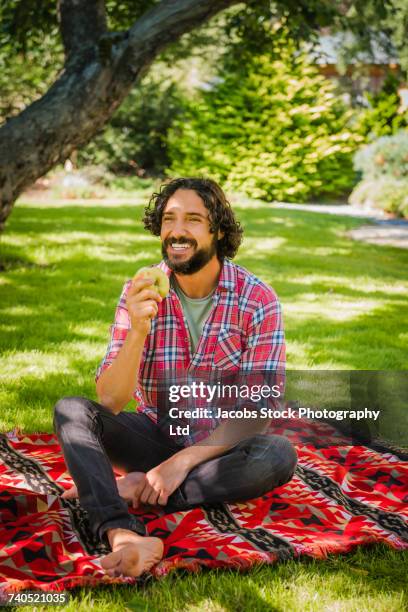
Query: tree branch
[
  {"left": 108, "top": 0, "right": 243, "bottom": 91},
  {"left": 127, "top": 0, "right": 240, "bottom": 65},
  {"left": 59, "top": 0, "right": 108, "bottom": 58},
  {"left": 0, "top": 0, "right": 246, "bottom": 229}
]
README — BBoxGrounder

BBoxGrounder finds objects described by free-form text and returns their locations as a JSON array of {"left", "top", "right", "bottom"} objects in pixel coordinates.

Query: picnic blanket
[{"left": 0, "top": 418, "right": 407, "bottom": 595}]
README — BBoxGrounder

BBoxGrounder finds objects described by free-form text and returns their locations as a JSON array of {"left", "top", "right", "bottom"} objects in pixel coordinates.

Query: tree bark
[
  {"left": 59, "top": 0, "right": 108, "bottom": 57},
  {"left": 0, "top": 0, "right": 242, "bottom": 230}
]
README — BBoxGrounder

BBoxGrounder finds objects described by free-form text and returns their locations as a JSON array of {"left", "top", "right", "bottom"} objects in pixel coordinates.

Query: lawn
[{"left": 0, "top": 191, "right": 407, "bottom": 611}]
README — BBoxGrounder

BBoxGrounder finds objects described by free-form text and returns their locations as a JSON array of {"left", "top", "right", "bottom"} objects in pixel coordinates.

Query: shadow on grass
[
  {"left": 286, "top": 299, "right": 408, "bottom": 367},
  {"left": 62, "top": 545, "right": 407, "bottom": 612}
]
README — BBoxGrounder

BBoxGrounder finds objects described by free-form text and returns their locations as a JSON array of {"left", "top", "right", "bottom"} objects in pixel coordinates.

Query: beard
[{"left": 162, "top": 234, "right": 218, "bottom": 274}]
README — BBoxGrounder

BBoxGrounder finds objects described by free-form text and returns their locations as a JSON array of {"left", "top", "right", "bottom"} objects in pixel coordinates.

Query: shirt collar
[
  {"left": 158, "top": 258, "right": 235, "bottom": 294},
  {"left": 217, "top": 258, "right": 235, "bottom": 292}
]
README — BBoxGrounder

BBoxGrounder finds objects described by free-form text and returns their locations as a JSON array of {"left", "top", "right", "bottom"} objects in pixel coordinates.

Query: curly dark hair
[{"left": 143, "top": 177, "right": 243, "bottom": 260}]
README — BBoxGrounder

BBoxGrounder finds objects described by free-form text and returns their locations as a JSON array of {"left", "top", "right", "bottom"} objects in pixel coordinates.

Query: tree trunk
[{"left": 0, "top": 0, "right": 241, "bottom": 230}]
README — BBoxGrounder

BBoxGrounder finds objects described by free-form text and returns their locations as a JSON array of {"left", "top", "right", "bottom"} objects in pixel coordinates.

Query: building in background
[{"left": 312, "top": 33, "right": 402, "bottom": 103}]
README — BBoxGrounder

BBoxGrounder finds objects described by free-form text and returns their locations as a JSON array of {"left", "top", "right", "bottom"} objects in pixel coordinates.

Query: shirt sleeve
[
  {"left": 240, "top": 292, "right": 286, "bottom": 408},
  {"left": 242, "top": 294, "right": 286, "bottom": 372},
  {"left": 95, "top": 280, "right": 132, "bottom": 382}
]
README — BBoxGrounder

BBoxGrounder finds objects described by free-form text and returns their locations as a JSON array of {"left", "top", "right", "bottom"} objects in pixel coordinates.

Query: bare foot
[
  {"left": 61, "top": 472, "right": 146, "bottom": 504},
  {"left": 101, "top": 528, "right": 163, "bottom": 578}
]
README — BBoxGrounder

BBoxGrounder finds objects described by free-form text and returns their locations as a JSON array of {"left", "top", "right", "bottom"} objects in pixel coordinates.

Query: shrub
[
  {"left": 354, "top": 130, "right": 408, "bottom": 180},
  {"left": 357, "top": 74, "right": 408, "bottom": 139},
  {"left": 349, "top": 176, "right": 408, "bottom": 217},
  {"left": 168, "top": 30, "right": 361, "bottom": 203}
]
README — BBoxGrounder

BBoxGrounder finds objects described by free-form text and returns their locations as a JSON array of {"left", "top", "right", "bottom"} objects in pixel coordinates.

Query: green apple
[{"left": 134, "top": 266, "right": 170, "bottom": 298}]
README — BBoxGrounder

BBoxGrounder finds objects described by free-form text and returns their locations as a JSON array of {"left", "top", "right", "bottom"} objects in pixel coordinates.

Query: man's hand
[
  {"left": 135, "top": 457, "right": 190, "bottom": 508},
  {"left": 95, "top": 275, "right": 164, "bottom": 413},
  {"left": 126, "top": 276, "right": 162, "bottom": 337}
]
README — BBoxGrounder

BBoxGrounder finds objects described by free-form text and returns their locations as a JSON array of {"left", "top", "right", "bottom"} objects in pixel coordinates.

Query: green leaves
[
  {"left": 0, "top": 0, "right": 58, "bottom": 53},
  {"left": 168, "top": 29, "right": 361, "bottom": 202},
  {"left": 350, "top": 130, "right": 408, "bottom": 217},
  {"left": 354, "top": 131, "right": 408, "bottom": 180},
  {"left": 357, "top": 74, "right": 408, "bottom": 139},
  {"left": 77, "top": 77, "right": 183, "bottom": 174}
]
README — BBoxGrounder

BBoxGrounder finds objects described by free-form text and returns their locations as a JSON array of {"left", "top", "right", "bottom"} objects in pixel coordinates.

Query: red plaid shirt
[{"left": 96, "top": 259, "right": 285, "bottom": 445}]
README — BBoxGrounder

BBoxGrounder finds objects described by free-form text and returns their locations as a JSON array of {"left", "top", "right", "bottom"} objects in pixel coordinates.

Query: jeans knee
[
  {"left": 242, "top": 434, "right": 297, "bottom": 492},
  {"left": 53, "top": 396, "right": 91, "bottom": 433},
  {"left": 274, "top": 435, "right": 298, "bottom": 476}
]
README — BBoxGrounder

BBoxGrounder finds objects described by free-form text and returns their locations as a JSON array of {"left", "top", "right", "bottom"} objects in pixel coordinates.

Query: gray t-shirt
[{"left": 172, "top": 277, "right": 215, "bottom": 353}]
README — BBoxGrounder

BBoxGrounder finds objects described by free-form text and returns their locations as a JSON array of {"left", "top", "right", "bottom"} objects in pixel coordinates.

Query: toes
[
  {"left": 101, "top": 548, "right": 140, "bottom": 577},
  {"left": 106, "top": 568, "right": 123, "bottom": 578},
  {"left": 100, "top": 542, "right": 160, "bottom": 578},
  {"left": 100, "top": 550, "right": 122, "bottom": 571}
]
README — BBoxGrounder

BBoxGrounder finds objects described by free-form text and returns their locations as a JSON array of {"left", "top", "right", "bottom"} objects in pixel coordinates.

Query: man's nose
[{"left": 170, "top": 219, "right": 188, "bottom": 237}]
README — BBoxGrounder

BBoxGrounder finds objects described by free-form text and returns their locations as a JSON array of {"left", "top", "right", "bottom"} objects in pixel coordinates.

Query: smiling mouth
[{"left": 168, "top": 242, "right": 193, "bottom": 253}]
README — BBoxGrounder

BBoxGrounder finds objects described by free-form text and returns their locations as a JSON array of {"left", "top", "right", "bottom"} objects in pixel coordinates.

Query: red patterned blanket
[{"left": 0, "top": 419, "right": 407, "bottom": 595}]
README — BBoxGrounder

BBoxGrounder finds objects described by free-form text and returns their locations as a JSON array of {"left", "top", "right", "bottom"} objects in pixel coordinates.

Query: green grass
[
  {"left": 19, "top": 545, "right": 404, "bottom": 612},
  {"left": 0, "top": 192, "right": 407, "bottom": 611}
]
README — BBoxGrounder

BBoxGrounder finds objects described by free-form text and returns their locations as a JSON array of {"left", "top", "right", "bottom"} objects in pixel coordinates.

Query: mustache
[{"left": 164, "top": 237, "right": 197, "bottom": 248}]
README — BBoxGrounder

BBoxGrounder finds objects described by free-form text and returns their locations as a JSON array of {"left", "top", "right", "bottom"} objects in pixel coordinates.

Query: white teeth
[{"left": 172, "top": 244, "right": 189, "bottom": 249}]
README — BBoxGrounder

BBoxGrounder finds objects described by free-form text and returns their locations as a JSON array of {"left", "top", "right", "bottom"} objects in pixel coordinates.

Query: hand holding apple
[{"left": 125, "top": 266, "right": 169, "bottom": 336}]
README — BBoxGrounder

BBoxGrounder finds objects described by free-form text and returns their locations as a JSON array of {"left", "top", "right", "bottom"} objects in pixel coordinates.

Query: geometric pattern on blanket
[{"left": 0, "top": 417, "right": 407, "bottom": 595}]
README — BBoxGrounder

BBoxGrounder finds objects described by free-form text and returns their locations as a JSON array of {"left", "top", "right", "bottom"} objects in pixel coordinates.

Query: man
[{"left": 54, "top": 177, "right": 297, "bottom": 578}]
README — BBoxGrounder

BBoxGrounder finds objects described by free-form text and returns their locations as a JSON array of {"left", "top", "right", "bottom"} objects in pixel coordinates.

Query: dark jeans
[{"left": 53, "top": 396, "right": 297, "bottom": 545}]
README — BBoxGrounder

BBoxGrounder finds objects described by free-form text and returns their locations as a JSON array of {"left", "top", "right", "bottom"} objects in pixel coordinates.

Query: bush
[
  {"left": 354, "top": 130, "right": 408, "bottom": 180},
  {"left": 168, "top": 30, "right": 361, "bottom": 203},
  {"left": 349, "top": 176, "right": 408, "bottom": 217},
  {"left": 357, "top": 74, "right": 408, "bottom": 139}
]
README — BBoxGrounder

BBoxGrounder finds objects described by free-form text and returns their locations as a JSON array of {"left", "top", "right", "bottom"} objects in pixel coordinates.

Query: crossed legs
[{"left": 54, "top": 396, "right": 297, "bottom": 576}]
